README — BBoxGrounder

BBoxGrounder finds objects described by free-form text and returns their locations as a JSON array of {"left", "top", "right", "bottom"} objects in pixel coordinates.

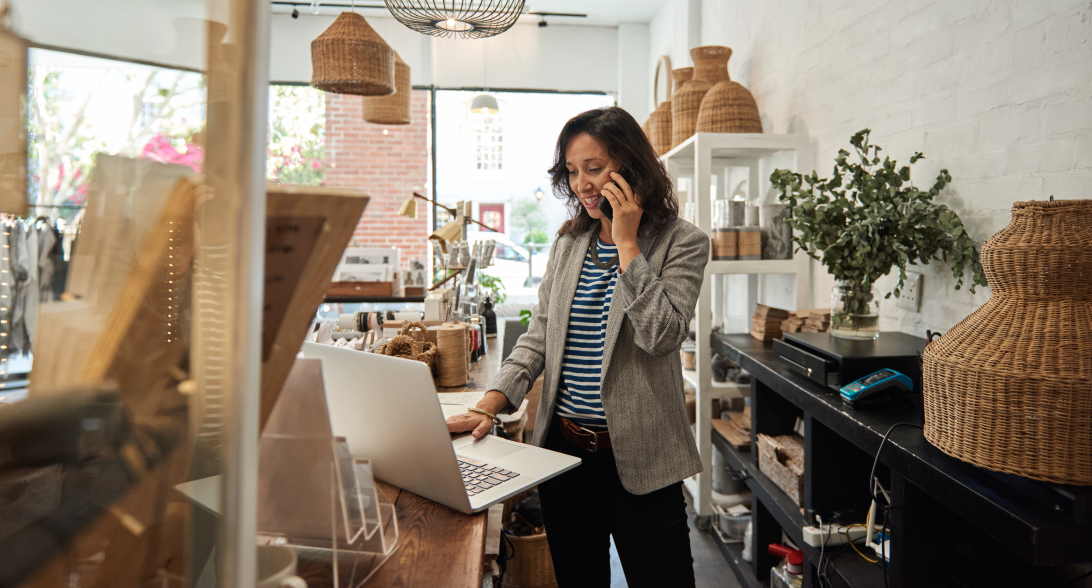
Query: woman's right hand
[
  {"left": 446, "top": 411, "right": 495, "bottom": 439},
  {"left": 445, "top": 390, "right": 511, "bottom": 439}
]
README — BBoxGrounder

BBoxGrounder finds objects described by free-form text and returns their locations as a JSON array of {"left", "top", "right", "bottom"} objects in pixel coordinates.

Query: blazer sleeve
[
  {"left": 615, "top": 224, "right": 709, "bottom": 357},
  {"left": 485, "top": 236, "right": 564, "bottom": 413}
]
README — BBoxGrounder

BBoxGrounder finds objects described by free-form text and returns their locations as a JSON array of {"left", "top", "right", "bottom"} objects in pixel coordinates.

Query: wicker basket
[
  {"left": 377, "top": 322, "right": 438, "bottom": 375},
  {"left": 363, "top": 51, "right": 410, "bottom": 124},
  {"left": 669, "top": 67, "right": 699, "bottom": 150},
  {"left": 691, "top": 46, "right": 731, "bottom": 83},
  {"left": 501, "top": 531, "right": 557, "bottom": 588},
  {"left": 923, "top": 199, "right": 1092, "bottom": 485},
  {"left": 697, "top": 81, "right": 763, "bottom": 133},
  {"left": 311, "top": 11, "right": 395, "bottom": 96}
]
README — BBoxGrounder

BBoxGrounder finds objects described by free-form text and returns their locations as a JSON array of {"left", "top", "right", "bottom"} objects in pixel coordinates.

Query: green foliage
[
  {"left": 510, "top": 197, "right": 547, "bottom": 244},
  {"left": 523, "top": 229, "right": 549, "bottom": 245},
  {"left": 519, "top": 309, "right": 532, "bottom": 327},
  {"left": 479, "top": 272, "right": 507, "bottom": 304},
  {"left": 771, "top": 129, "right": 987, "bottom": 310}
]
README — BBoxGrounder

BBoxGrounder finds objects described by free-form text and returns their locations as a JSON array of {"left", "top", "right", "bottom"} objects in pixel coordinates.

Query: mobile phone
[{"left": 597, "top": 164, "right": 633, "bottom": 221}]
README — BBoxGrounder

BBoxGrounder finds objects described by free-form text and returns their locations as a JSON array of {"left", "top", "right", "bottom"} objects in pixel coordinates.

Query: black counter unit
[{"left": 709, "top": 332, "right": 1092, "bottom": 588}]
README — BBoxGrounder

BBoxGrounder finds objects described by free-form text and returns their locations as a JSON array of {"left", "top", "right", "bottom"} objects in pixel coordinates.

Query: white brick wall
[{"left": 657, "top": 0, "right": 1092, "bottom": 335}]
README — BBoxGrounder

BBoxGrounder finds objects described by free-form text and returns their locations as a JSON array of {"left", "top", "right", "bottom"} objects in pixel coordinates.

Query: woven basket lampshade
[
  {"left": 923, "top": 199, "right": 1092, "bottom": 486},
  {"left": 691, "top": 45, "right": 731, "bottom": 83},
  {"left": 696, "top": 47, "right": 763, "bottom": 134},
  {"left": 667, "top": 67, "right": 695, "bottom": 150},
  {"left": 363, "top": 52, "right": 411, "bottom": 124},
  {"left": 311, "top": 12, "right": 396, "bottom": 96}
]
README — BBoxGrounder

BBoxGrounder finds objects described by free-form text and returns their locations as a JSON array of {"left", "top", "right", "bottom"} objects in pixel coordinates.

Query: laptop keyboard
[{"left": 458, "top": 456, "right": 521, "bottom": 496}]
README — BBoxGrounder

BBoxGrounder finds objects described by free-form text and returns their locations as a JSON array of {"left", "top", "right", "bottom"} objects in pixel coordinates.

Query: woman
[{"left": 446, "top": 106, "right": 708, "bottom": 587}]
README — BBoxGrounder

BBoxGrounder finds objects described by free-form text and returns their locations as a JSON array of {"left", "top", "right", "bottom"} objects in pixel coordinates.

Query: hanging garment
[
  {"left": 9, "top": 220, "right": 32, "bottom": 354},
  {"left": 35, "top": 217, "right": 57, "bottom": 303}
]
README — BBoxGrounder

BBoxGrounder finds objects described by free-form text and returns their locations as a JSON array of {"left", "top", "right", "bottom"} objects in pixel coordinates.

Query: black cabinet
[{"left": 709, "top": 333, "right": 1092, "bottom": 588}]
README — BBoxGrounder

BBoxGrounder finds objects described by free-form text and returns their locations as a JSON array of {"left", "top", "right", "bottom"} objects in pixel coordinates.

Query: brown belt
[{"left": 560, "top": 417, "right": 612, "bottom": 452}]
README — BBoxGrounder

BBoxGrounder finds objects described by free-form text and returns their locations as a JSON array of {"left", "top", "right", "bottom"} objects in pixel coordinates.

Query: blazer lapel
[
  {"left": 600, "top": 224, "right": 661, "bottom": 388},
  {"left": 543, "top": 228, "right": 596, "bottom": 401}
]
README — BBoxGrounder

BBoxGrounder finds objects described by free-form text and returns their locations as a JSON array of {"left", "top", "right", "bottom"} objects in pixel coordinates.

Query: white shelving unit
[{"left": 662, "top": 132, "right": 811, "bottom": 521}]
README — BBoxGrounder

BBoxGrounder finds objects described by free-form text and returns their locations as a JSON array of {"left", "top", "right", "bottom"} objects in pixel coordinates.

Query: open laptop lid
[{"left": 299, "top": 342, "right": 470, "bottom": 511}]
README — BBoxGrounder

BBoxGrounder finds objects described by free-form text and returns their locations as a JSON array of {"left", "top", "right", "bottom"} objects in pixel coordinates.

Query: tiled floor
[{"left": 607, "top": 488, "right": 743, "bottom": 588}]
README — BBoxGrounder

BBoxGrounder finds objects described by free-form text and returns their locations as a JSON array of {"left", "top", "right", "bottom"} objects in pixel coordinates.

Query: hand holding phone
[{"left": 597, "top": 164, "right": 633, "bottom": 221}]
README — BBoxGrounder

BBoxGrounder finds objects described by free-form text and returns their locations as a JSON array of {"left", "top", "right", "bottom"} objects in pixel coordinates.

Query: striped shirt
[{"left": 556, "top": 239, "right": 618, "bottom": 428}]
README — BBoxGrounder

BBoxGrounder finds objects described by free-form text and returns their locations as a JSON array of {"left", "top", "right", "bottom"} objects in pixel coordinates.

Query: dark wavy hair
[{"left": 549, "top": 107, "right": 678, "bottom": 237}]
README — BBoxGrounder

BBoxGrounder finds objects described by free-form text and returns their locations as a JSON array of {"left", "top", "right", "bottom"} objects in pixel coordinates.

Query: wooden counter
[{"left": 362, "top": 331, "right": 511, "bottom": 588}]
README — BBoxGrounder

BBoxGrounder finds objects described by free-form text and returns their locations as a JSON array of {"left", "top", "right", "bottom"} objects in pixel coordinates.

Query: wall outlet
[{"left": 896, "top": 271, "right": 922, "bottom": 312}]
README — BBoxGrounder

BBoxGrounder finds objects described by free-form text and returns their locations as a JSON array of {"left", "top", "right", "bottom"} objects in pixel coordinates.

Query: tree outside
[
  {"left": 27, "top": 52, "right": 205, "bottom": 218},
  {"left": 510, "top": 196, "right": 548, "bottom": 246},
  {"left": 267, "top": 85, "right": 325, "bottom": 186}
]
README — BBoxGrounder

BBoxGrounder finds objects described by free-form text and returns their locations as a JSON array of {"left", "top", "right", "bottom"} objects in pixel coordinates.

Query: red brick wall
[{"left": 324, "top": 90, "right": 430, "bottom": 271}]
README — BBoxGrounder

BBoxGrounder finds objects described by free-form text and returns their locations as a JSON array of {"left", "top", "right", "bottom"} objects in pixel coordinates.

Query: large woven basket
[
  {"left": 647, "top": 56, "right": 674, "bottom": 157},
  {"left": 311, "top": 12, "right": 395, "bottom": 96},
  {"left": 691, "top": 46, "right": 731, "bottom": 83},
  {"left": 501, "top": 531, "right": 557, "bottom": 588},
  {"left": 669, "top": 66, "right": 700, "bottom": 150},
  {"left": 695, "top": 46, "right": 762, "bottom": 133},
  {"left": 363, "top": 52, "right": 411, "bottom": 124},
  {"left": 923, "top": 199, "right": 1092, "bottom": 485}
]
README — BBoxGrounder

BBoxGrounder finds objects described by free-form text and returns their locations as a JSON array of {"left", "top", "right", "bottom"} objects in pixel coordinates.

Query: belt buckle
[{"left": 578, "top": 425, "right": 599, "bottom": 452}]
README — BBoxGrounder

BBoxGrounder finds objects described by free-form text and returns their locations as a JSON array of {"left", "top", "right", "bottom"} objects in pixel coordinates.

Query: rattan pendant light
[
  {"left": 311, "top": 11, "right": 396, "bottom": 96},
  {"left": 363, "top": 52, "right": 411, "bottom": 124},
  {"left": 384, "top": 0, "right": 526, "bottom": 40}
]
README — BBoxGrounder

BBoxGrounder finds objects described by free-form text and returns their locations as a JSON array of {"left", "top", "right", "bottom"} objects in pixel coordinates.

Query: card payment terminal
[{"left": 840, "top": 369, "right": 913, "bottom": 408}]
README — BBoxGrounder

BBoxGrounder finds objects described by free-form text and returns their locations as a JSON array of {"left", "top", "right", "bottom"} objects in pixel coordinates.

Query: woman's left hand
[{"left": 602, "top": 171, "right": 644, "bottom": 247}]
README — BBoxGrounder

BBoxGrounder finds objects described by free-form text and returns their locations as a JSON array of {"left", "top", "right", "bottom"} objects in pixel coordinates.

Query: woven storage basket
[
  {"left": 669, "top": 67, "right": 699, "bottom": 150},
  {"left": 311, "top": 12, "right": 395, "bottom": 96},
  {"left": 501, "top": 531, "right": 557, "bottom": 588},
  {"left": 363, "top": 51, "right": 410, "bottom": 124},
  {"left": 376, "top": 322, "right": 438, "bottom": 376},
  {"left": 646, "top": 56, "right": 675, "bottom": 157},
  {"left": 695, "top": 46, "right": 762, "bottom": 133},
  {"left": 923, "top": 199, "right": 1092, "bottom": 485},
  {"left": 691, "top": 45, "right": 731, "bottom": 83}
]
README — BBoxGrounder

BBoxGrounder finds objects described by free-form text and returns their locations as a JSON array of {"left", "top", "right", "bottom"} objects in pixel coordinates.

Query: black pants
[{"left": 537, "top": 416, "right": 696, "bottom": 588}]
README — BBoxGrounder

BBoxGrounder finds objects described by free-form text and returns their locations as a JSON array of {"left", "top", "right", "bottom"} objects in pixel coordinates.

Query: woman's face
[{"left": 565, "top": 132, "right": 621, "bottom": 221}]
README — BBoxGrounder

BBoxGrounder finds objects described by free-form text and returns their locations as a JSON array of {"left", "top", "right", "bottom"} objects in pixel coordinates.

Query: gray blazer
[{"left": 488, "top": 217, "right": 709, "bottom": 495}]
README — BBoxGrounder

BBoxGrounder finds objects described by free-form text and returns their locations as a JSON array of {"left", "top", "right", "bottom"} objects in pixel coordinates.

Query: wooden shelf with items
[{"left": 662, "top": 132, "right": 812, "bottom": 524}]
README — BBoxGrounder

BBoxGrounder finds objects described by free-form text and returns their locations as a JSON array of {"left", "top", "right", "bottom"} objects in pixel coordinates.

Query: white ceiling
[{"left": 270, "top": 1, "right": 667, "bottom": 28}]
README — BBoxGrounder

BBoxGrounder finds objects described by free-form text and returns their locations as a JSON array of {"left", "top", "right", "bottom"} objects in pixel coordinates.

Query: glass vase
[{"left": 830, "top": 280, "right": 880, "bottom": 340}]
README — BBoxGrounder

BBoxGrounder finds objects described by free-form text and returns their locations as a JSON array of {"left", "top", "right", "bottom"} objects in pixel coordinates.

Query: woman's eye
[
  {"left": 589, "top": 168, "right": 601, "bottom": 174},
  {"left": 567, "top": 170, "right": 576, "bottom": 176}
]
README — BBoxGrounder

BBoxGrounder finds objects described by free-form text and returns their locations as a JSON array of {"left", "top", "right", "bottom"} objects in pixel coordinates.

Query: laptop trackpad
[{"left": 457, "top": 438, "right": 526, "bottom": 461}]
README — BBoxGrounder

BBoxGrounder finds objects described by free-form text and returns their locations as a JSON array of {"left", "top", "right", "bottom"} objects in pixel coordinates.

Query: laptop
[{"left": 300, "top": 342, "right": 581, "bottom": 514}]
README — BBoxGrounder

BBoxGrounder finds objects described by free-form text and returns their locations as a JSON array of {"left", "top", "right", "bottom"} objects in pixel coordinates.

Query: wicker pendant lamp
[
  {"left": 311, "top": 12, "right": 396, "bottom": 96},
  {"left": 696, "top": 47, "right": 763, "bottom": 133},
  {"left": 672, "top": 47, "right": 731, "bottom": 148},
  {"left": 923, "top": 199, "right": 1092, "bottom": 485},
  {"left": 363, "top": 52, "right": 411, "bottom": 124}
]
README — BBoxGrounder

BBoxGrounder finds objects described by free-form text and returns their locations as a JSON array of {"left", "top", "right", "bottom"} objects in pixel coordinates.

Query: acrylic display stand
[{"left": 258, "top": 358, "right": 398, "bottom": 588}]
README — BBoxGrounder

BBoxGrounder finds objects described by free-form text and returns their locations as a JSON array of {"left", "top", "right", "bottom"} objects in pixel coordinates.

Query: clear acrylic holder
[{"left": 258, "top": 359, "right": 399, "bottom": 587}]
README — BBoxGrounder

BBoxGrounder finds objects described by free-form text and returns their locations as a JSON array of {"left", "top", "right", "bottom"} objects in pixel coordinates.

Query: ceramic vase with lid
[
  {"left": 695, "top": 47, "right": 763, "bottom": 133},
  {"left": 922, "top": 199, "right": 1092, "bottom": 485}
]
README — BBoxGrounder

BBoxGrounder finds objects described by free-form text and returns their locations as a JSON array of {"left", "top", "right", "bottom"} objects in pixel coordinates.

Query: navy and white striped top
[{"left": 556, "top": 239, "right": 618, "bottom": 428}]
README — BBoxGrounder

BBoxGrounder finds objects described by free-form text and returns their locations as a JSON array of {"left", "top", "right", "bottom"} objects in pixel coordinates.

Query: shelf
[
  {"left": 711, "top": 525, "right": 762, "bottom": 588},
  {"left": 707, "top": 259, "right": 798, "bottom": 275},
  {"left": 712, "top": 425, "right": 810, "bottom": 549},
  {"left": 660, "top": 132, "right": 803, "bottom": 164},
  {"left": 681, "top": 368, "right": 749, "bottom": 396},
  {"left": 324, "top": 296, "right": 427, "bottom": 304}
]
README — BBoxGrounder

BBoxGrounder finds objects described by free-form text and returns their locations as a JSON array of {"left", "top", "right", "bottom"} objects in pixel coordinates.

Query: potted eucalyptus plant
[{"left": 771, "top": 129, "right": 987, "bottom": 340}]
